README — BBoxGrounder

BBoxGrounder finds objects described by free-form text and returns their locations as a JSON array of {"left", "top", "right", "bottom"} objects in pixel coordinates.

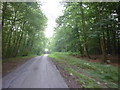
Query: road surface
[{"left": 2, "top": 54, "right": 68, "bottom": 88}]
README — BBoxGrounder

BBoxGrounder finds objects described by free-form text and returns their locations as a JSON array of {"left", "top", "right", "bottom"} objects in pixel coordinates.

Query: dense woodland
[
  {"left": 1, "top": 2, "right": 120, "bottom": 63},
  {"left": 1, "top": 2, "right": 119, "bottom": 88},
  {"left": 49, "top": 2, "right": 120, "bottom": 63},
  {"left": 2, "top": 2, "right": 47, "bottom": 59}
]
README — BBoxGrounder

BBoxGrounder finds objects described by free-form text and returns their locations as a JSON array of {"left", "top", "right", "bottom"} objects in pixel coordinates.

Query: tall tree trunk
[
  {"left": 116, "top": 3, "right": 120, "bottom": 24},
  {"left": 14, "top": 31, "right": 24, "bottom": 56},
  {"left": 116, "top": 3, "right": 120, "bottom": 56},
  {"left": 111, "top": 25, "right": 116, "bottom": 55},
  {"left": 75, "top": 22, "right": 83, "bottom": 55},
  {"left": 98, "top": 3, "right": 107, "bottom": 63},
  {"left": 100, "top": 29, "right": 107, "bottom": 63},
  {"left": 2, "top": 2, "right": 7, "bottom": 28},
  {"left": 106, "top": 25, "right": 111, "bottom": 54},
  {"left": 18, "top": 32, "right": 26, "bottom": 56},
  {"left": 5, "top": 10, "right": 17, "bottom": 58},
  {"left": 80, "top": 2, "right": 90, "bottom": 58},
  {"left": 98, "top": 34, "right": 102, "bottom": 54},
  {"left": 2, "top": 2, "right": 7, "bottom": 58}
]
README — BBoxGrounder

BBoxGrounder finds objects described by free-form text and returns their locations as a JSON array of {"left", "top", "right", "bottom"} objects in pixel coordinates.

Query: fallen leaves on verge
[
  {"left": 97, "top": 82, "right": 101, "bottom": 85},
  {"left": 70, "top": 73, "right": 73, "bottom": 76}
]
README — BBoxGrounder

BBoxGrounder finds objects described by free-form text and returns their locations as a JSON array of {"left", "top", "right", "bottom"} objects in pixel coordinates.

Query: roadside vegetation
[
  {"left": 49, "top": 52, "right": 119, "bottom": 88},
  {"left": 2, "top": 2, "right": 47, "bottom": 60},
  {"left": 1, "top": 1, "right": 120, "bottom": 88},
  {"left": 48, "top": 2, "right": 120, "bottom": 63},
  {"left": 47, "top": 3, "right": 120, "bottom": 88},
  {"left": 2, "top": 55, "right": 37, "bottom": 76},
  {"left": 1, "top": 2, "right": 47, "bottom": 76},
  {"left": 2, "top": 55, "right": 37, "bottom": 63}
]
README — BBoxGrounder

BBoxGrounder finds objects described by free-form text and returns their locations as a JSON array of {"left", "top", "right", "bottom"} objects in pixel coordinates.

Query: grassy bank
[
  {"left": 49, "top": 52, "right": 119, "bottom": 88},
  {"left": 2, "top": 55, "right": 39, "bottom": 76},
  {"left": 2, "top": 55, "right": 38, "bottom": 63}
]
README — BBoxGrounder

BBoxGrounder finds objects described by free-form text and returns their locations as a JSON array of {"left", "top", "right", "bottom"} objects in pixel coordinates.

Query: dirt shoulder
[
  {"left": 2, "top": 56, "right": 36, "bottom": 77},
  {"left": 52, "top": 60, "right": 81, "bottom": 88}
]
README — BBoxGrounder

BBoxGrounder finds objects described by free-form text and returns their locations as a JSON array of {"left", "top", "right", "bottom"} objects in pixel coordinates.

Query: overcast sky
[{"left": 39, "top": 0, "right": 64, "bottom": 38}]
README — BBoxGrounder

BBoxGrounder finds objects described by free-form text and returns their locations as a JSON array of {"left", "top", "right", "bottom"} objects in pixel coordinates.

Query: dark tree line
[
  {"left": 2, "top": 2, "right": 47, "bottom": 59},
  {"left": 50, "top": 2, "right": 120, "bottom": 63}
]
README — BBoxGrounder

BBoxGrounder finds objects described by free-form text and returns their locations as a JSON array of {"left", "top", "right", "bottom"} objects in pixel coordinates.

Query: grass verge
[
  {"left": 2, "top": 55, "right": 38, "bottom": 63},
  {"left": 49, "top": 52, "right": 119, "bottom": 88}
]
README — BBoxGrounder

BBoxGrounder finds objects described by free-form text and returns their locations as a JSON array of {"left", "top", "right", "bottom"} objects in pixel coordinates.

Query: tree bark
[
  {"left": 2, "top": 2, "right": 7, "bottom": 28},
  {"left": 106, "top": 25, "right": 111, "bottom": 54},
  {"left": 100, "top": 29, "right": 107, "bottom": 63},
  {"left": 80, "top": 2, "right": 90, "bottom": 58}
]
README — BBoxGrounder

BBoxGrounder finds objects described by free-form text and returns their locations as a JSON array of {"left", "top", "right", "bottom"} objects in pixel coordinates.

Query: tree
[
  {"left": 2, "top": 2, "right": 47, "bottom": 59},
  {"left": 50, "top": 2, "right": 120, "bottom": 63}
]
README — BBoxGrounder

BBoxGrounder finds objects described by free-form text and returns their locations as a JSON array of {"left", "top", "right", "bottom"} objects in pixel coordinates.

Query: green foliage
[
  {"left": 49, "top": 52, "right": 119, "bottom": 88},
  {"left": 49, "top": 2, "right": 120, "bottom": 62},
  {"left": 2, "top": 2, "right": 47, "bottom": 59},
  {"left": 2, "top": 55, "right": 37, "bottom": 63},
  {"left": 66, "top": 68, "right": 101, "bottom": 88}
]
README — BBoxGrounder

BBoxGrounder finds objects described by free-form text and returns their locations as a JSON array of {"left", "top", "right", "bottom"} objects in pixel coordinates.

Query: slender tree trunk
[
  {"left": 116, "top": 29, "right": 120, "bottom": 55},
  {"left": 21, "top": 33, "right": 27, "bottom": 55},
  {"left": 98, "top": 34, "right": 102, "bottom": 54},
  {"left": 6, "top": 10, "right": 17, "bottom": 58},
  {"left": 100, "top": 29, "right": 107, "bottom": 63},
  {"left": 2, "top": 2, "right": 7, "bottom": 58},
  {"left": 100, "top": 38, "right": 106, "bottom": 63},
  {"left": 106, "top": 25, "right": 111, "bottom": 54},
  {"left": 75, "top": 22, "right": 83, "bottom": 55},
  {"left": 2, "top": 2, "right": 7, "bottom": 28},
  {"left": 117, "top": 4, "right": 120, "bottom": 24},
  {"left": 14, "top": 31, "right": 24, "bottom": 56},
  {"left": 98, "top": 3, "right": 107, "bottom": 63},
  {"left": 10, "top": 29, "right": 18, "bottom": 57},
  {"left": 111, "top": 25, "right": 116, "bottom": 55},
  {"left": 116, "top": 3, "right": 120, "bottom": 55},
  {"left": 100, "top": 32, "right": 106, "bottom": 63},
  {"left": 80, "top": 2, "right": 90, "bottom": 58}
]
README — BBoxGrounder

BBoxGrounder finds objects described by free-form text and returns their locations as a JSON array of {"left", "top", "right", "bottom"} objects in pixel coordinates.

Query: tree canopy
[
  {"left": 49, "top": 2, "right": 120, "bottom": 63},
  {"left": 2, "top": 2, "right": 47, "bottom": 59}
]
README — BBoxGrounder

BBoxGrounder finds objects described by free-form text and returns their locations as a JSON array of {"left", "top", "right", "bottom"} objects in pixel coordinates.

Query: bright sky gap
[{"left": 39, "top": 0, "right": 64, "bottom": 38}]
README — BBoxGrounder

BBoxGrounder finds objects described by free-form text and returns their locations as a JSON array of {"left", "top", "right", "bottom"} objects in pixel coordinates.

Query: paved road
[{"left": 3, "top": 54, "right": 68, "bottom": 88}]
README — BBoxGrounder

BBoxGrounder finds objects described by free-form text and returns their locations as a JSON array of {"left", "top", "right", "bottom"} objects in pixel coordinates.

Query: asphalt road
[{"left": 2, "top": 54, "right": 68, "bottom": 88}]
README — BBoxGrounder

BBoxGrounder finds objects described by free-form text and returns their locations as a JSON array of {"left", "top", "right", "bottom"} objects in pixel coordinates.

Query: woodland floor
[
  {"left": 2, "top": 56, "right": 36, "bottom": 76},
  {"left": 74, "top": 55, "right": 120, "bottom": 67},
  {"left": 49, "top": 53, "right": 119, "bottom": 88}
]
